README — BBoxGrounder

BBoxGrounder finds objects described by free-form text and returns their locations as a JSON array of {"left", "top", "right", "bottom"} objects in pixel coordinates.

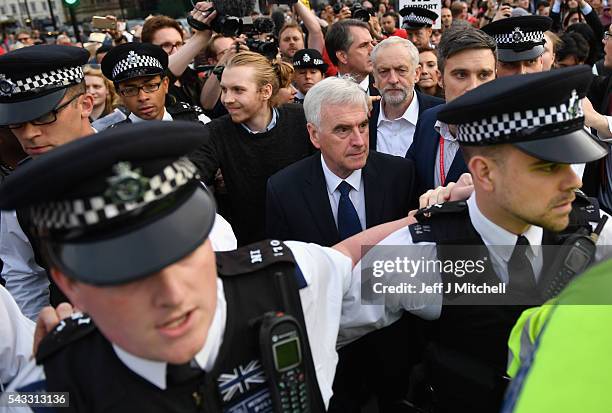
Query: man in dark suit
[
  {"left": 266, "top": 76, "right": 422, "bottom": 413},
  {"left": 368, "top": 37, "right": 443, "bottom": 157},
  {"left": 325, "top": 19, "right": 380, "bottom": 96},
  {"left": 406, "top": 26, "right": 497, "bottom": 195}
]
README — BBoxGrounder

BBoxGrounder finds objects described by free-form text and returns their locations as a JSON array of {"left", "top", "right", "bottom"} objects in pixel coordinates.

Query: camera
[
  {"left": 245, "top": 38, "right": 278, "bottom": 60},
  {"left": 351, "top": 2, "right": 374, "bottom": 22},
  {"left": 333, "top": 2, "right": 344, "bottom": 14}
]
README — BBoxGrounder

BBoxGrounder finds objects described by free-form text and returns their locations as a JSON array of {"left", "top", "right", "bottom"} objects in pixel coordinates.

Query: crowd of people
[{"left": 0, "top": 0, "right": 612, "bottom": 412}]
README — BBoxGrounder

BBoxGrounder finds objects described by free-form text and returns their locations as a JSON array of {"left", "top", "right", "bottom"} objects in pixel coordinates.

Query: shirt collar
[
  {"left": 320, "top": 153, "right": 362, "bottom": 194},
  {"left": 129, "top": 108, "right": 173, "bottom": 123},
  {"left": 295, "top": 90, "right": 306, "bottom": 100},
  {"left": 377, "top": 90, "right": 419, "bottom": 126},
  {"left": 467, "top": 193, "right": 543, "bottom": 262},
  {"left": 338, "top": 72, "right": 370, "bottom": 94},
  {"left": 434, "top": 119, "right": 457, "bottom": 142},
  {"left": 112, "top": 278, "right": 226, "bottom": 389},
  {"left": 240, "top": 108, "right": 278, "bottom": 134}
]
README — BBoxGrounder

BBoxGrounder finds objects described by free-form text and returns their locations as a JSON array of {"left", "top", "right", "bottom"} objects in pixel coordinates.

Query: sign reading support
[{"left": 399, "top": 0, "right": 442, "bottom": 29}]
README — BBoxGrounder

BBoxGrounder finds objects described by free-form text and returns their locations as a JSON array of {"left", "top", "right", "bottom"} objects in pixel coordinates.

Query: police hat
[
  {"left": 481, "top": 16, "right": 552, "bottom": 62},
  {"left": 0, "top": 44, "right": 89, "bottom": 125},
  {"left": 437, "top": 65, "right": 608, "bottom": 164},
  {"left": 399, "top": 6, "right": 439, "bottom": 30},
  {"left": 292, "top": 49, "right": 328, "bottom": 73},
  {"left": 0, "top": 122, "right": 216, "bottom": 285},
  {"left": 101, "top": 42, "right": 168, "bottom": 84}
]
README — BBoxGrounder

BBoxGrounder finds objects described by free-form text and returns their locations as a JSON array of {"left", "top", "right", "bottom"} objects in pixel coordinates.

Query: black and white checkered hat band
[
  {"left": 403, "top": 14, "right": 434, "bottom": 26},
  {"left": 112, "top": 51, "right": 164, "bottom": 79},
  {"left": 0, "top": 66, "right": 83, "bottom": 97},
  {"left": 456, "top": 97, "right": 584, "bottom": 143},
  {"left": 494, "top": 30, "right": 544, "bottom": 46},
  {"left": 30, "top": 157, "right": 199, "bottom": 230}
]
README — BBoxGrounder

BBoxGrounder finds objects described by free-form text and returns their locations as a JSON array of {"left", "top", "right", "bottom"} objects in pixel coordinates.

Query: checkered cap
[
  {"left": 0, "top": 66, "right": 84, "bottom": 98},
  {"left": 456, "top": 90, "right": 584, "bottom": 144},
  {"left": 403, "top": 13, "right": 434, "bottom": 26},
  {"left": 493, "top": 28, "right": 544, "bottom": 47},
  {"left": 111, "top": 50, "right": 164, "bottom": 80},
  {"left": 30, "top": 157, "right": 199, "bottom": 230}
]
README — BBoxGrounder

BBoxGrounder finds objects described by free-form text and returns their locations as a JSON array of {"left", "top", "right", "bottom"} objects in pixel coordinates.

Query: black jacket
[
  {"left": 368, "top": 91, "right": 443, "bottom": 153},
  {"left": 265, "top": 151, "right": 417, "bottom": 246}
]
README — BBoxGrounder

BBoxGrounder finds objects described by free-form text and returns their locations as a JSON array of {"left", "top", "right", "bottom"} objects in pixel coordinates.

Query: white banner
[{"left": 399, "top": 0, "right": 442, "bottom": 30}]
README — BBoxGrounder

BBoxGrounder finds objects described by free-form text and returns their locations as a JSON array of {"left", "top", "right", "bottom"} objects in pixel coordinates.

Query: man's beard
[{"left": 382, "top": 87, "right": 409, "bottom": 106}]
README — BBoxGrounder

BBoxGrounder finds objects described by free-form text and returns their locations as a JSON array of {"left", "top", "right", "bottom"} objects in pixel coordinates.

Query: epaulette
[
  {"left": 167, "top": 101, "right": 198, "bottom": 115},
  {"left": 216, "top": 239, "right": 297, "bottom": 276},
  {"left": 36, "top": 312, "right": 96, "bottom": 364},
  {"left": 571, "top": 190, "right": 601, "bottom": 223},
  {"left": 410, "top": 201, "right": 469, "bottom": 243}
]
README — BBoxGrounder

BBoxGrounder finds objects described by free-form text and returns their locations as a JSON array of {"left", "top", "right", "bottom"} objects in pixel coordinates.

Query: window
[
  {"left": 10, "top": 4, "right": 17, "bottom": 14},
  {"left": 41, "top": 1, "right": 47, "bottom": 10},
  {"left": 30, "top": 2, "right": 37, "bottom": 12},
  {"left": 0, "top": 6, "right": 6, "bottom": 14},
  {"left": 19, "top": 3, "right": 25, "bottom": 13}
]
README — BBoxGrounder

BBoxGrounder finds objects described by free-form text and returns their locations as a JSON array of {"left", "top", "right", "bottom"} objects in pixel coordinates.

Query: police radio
[
  {"left": 259, "top": 312, "right": 311, "bottom": 413},
  {"left": 538, "top": 215, "right": 608, "bottom": 301}
]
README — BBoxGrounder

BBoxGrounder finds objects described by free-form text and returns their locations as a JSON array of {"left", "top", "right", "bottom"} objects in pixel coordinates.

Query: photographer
[
  {"left": 278, "top": 1, "right": 325, "bottom": 61},
  {"left": 142, "top": 15, "right": 204, "bottom": 109},
  {"left": 189, "top": 51, "right": 315, "bottom": 246}
]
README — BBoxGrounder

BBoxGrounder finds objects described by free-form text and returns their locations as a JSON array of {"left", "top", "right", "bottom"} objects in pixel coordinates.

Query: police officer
[
  {"left": 481, "top": 16, "right": 552, "bottom": 77},
  {"left": 399, "top": 6, "right": 439, "bottom": 49},
  {"left": 101, "top": 43, "right": 210, "bottom": 125},
  {"left": 354, "top": 66, "right": 611, "bottom": 412},
  {"left": 0, "top": 45, "right": 234, "bottom": 320},
  {"left": 291, "top": 49, "right": 328, "bottom": 104},
  {"left": 0, "top": 121, "right": 429, "bottom": 413},
  {"left": 0, "top": 45, "right": 93, "bottom": 318}
]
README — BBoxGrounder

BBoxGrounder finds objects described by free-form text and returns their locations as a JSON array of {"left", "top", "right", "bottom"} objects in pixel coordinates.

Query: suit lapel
[
  {"left": 363, "top": 154, "right": 384, "bottom": 227},
  {"left": 305, "top": 156, "right": 340, "bottom": 244}
]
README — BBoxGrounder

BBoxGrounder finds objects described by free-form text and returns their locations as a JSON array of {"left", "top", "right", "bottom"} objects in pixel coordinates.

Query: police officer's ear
[
  {"left": 463, "top": 146, "right": 506, "bottom": 192},
  {"left": 306, "top": 122, "right": 322, "bottom": 149},
  {"left": 161, "top": 75, "right": 170, "bottom": 93},
  {"left": 49, "top": 267, "right": 87, "bottom": 311},
  {"left": 79, "top": 93, "right": 95, "bottom": 120}
]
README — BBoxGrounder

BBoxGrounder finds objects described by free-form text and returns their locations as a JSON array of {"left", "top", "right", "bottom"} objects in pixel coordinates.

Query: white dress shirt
[
  {"left": 433, "top": 120, "right": 461, "bottom": 187},
  {"left": 376, "top": 93, "right": 420, "bottom": 157},
  {"left": 320, "top": 155, "right": 366, "bottom": 231},
  {"left": 0, "top": 211, "right": 49, "bottom": 320},
  {"left": 0, "top": 285, "right": 34, "bottom": 390},
  {"left": 129, "top": 108, "right": 210, "bottom": 124},
  {"left": 338, "top": 73, "right": 371, "bottom": 95},
  {"left": 129, "top": 108, "right": 174, "bottom": 123}
]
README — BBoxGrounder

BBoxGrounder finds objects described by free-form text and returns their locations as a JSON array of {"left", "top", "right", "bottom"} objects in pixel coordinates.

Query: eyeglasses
[
  {"left": 8, "top": 93, "right": 84, "bottom": 130},
  {"left": 159, "top": 41, "right": 185, "bottom": 53},
  {"left": 604, "top": 32, "right": 612, "bottom": 41},
  {"left": 17, "top": 36, "right": 30, "bottom": 42},
  {"left": 118, "top": 82, "right": 162, "bottom": 97}
]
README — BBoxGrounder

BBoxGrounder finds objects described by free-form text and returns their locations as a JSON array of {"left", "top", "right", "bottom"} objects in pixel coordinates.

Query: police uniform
[
  {"left": 0, "top": 45, "right": 90, "bottom": 317},
  {"left": 0, "top": 122, "right": 406, "bottom": 413},
  {"left": 481, "top": 16, "right": 552, "bottom": 63},
  {"left": 100, "top": 43, "right": 210, "bottom": 125},
  {"left": 0, "top": 46, "right": 225, "bottom": 317},
  {"left": 399, "top": 6, "right": 439, "bottom": 31},
  {"left": 348, "top": 67, "right": 611, "bottom": 412},
  {"left": 291, "top": 49, "right": 328, "bottom": 104}
]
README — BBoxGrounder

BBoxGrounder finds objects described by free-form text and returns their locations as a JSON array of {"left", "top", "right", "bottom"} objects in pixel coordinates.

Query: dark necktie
[
  {"left": 166, "top": 360, "right": 204, "bottom": 386},
  {"left": 337, "top": 181, "right": 363, "bottom": 240},
  {"left": 508, "top": 235, "right": 537, "bottom": 297}
]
